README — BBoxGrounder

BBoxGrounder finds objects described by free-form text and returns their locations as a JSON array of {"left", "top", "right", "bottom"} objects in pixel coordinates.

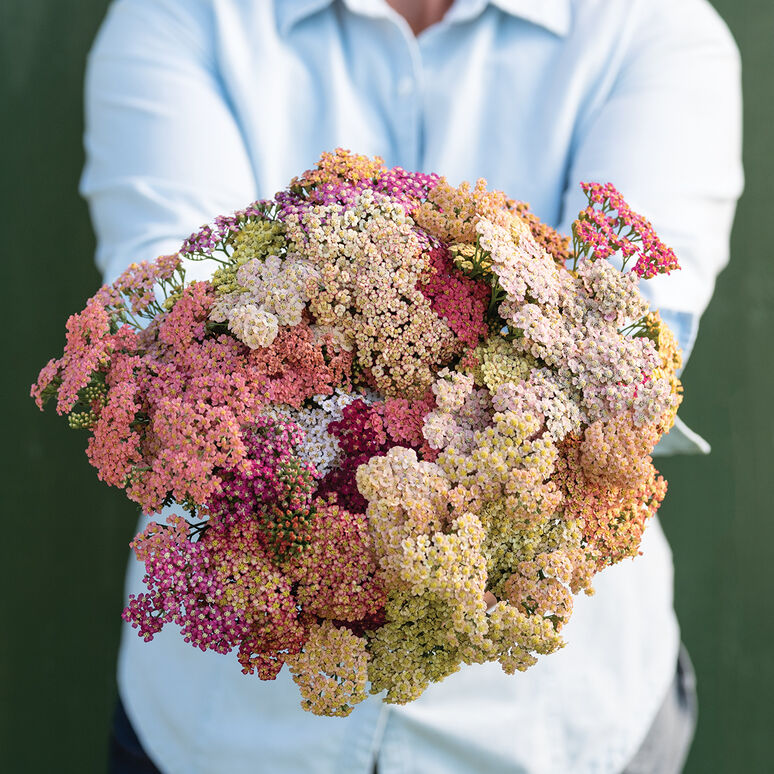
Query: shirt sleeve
[
  {"left": 79, "top": 0, "right": 258, "bottom": 285},
  {"left": 557, "top": 0, "right": 744, "bottom": 364}
]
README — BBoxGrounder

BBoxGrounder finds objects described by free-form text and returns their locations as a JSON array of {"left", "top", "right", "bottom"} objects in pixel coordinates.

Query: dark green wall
[
  {"left": 1, "top": 1, "right": 772, "bottom": 771},
  {"left": 1, "top": 3, "right": 139, "bottom": 772}
]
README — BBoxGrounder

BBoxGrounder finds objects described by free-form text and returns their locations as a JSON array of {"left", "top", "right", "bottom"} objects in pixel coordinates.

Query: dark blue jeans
[
  {"left": 108, "top": 699, "right": 162, "bottom": 774},
  {"left": 109, "top": 646, "right": 697, "bottom": 774}
]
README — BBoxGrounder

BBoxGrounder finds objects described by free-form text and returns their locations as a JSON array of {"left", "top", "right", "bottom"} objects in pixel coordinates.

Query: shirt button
[{"left": 397, "top": 77, "right": 414, "bottom": 96}]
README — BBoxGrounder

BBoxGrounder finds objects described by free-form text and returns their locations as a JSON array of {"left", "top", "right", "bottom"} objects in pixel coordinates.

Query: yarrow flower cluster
[
  {"left": 33, "top": 149, "right": 683, "bottom": 716},
  {"left": 572, "top": 182, "right": 680, "bottom": 278}
]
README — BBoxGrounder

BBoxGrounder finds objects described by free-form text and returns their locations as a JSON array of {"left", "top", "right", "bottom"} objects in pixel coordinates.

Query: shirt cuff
[{"left": 651, "top": 308, "right": 709, "bottom": 456}]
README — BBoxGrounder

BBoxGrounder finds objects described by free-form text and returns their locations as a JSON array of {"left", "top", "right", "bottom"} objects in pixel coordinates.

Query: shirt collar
[
  {"left": 276, "top": 0, "right": 571, "bottom": 37},
  {"left": 491, "top": 0, "right": 570, "bottom": 35},
  {"left": 445, "top": 0, "right": 571, "bottom": 35}
]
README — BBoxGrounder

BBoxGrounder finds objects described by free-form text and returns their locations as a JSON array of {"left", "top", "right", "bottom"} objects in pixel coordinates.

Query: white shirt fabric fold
[{"left": 80, "top": 0, "right": 743, "bottom": 771}]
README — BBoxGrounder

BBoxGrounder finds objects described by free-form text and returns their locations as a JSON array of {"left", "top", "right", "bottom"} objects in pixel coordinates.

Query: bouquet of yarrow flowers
[{"left": 32, "top": 149, "right": 682, "bottom": 717}]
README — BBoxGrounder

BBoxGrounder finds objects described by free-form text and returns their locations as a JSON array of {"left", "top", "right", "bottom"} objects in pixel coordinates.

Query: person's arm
[
  {"left": 558, "top": 0, "right": 743, "bottom": 368},
  {"left": 80, "top": 0, "right": 257, "bottom": 285}
]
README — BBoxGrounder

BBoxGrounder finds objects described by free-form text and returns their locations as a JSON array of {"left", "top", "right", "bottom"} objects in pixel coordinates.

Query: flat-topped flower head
[{"left": 573, "top": 182, "right": 680, "bottom": 278}]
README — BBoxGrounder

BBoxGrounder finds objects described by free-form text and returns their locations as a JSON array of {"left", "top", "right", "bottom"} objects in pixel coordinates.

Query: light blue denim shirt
[{"left": 80, "top": 1, "right": 742, "bottom": 771}]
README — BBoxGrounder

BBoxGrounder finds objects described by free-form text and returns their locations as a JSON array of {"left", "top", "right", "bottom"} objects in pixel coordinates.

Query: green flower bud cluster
[
  {"left": 212, "top": 220, "right": 287, "bottom": 296},
  {"left": 80, "top": 380, "right": 108, "bottom": 405},
  {"left": 68, "top": 409, "right": 96, "bottom": 430},
  {"left": 65, "top": 379, "right": 109, "bottom": 430},
  {"left": 162, "top": 288, "right": 185, "bottom": 311},
  {"left": 449, "top": 240, "right": 492, "bottom": 279}
]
